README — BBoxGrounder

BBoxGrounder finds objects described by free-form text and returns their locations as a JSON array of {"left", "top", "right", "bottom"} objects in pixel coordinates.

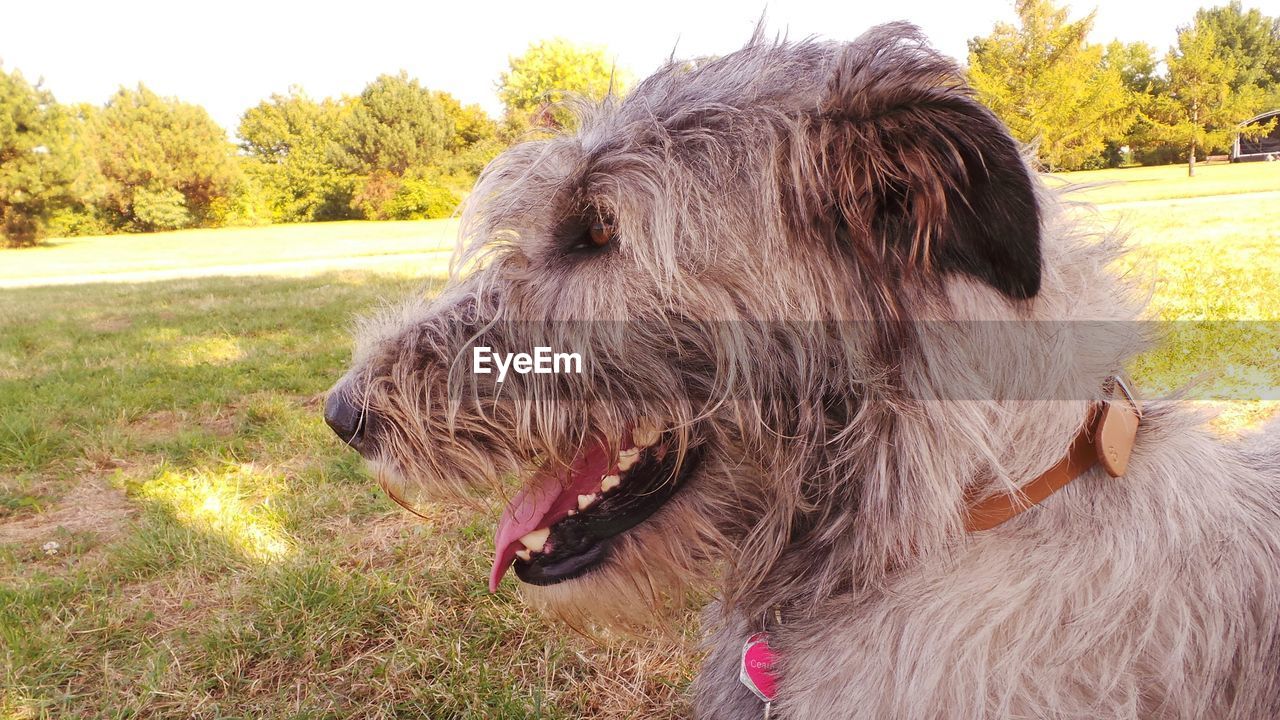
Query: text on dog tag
[{"left": 740, "top": 631, "right": 779, "bottom": 702}]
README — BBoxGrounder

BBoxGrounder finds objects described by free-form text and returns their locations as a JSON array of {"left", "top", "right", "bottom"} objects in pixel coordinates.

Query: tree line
[
  {"left": 970, "top": 0, "right": 1279, "bottom": 173},
  {"left": 0, "top": 39, "right": 619, "bottom": 247},
  {"left": 3, "top": 3, "right": 1278, "bottom": 248}
]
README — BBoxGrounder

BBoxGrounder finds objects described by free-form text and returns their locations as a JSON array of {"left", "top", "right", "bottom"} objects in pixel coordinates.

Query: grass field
[
  {"left": 1, "top": 162, "right": 1278, "bottom": 718},
  {"left": 1046, "top": 159, "right": 1280, "bottom": 204},
  {"left": 0, "top": 221, "right": 458, "bottom": 288}
]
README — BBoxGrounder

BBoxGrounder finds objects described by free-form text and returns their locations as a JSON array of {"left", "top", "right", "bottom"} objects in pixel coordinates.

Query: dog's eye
[
  {"left": 559, "top": 206, "right": 617, "bottom": 255},
  {"left": 588, "top": 221, "right": 614, "bottom": 247}
]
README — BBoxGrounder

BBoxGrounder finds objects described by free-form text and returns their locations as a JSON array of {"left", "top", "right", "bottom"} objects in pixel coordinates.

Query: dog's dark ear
[{"left": 794, "top": 24, "right": 1041, "bottom": 299}]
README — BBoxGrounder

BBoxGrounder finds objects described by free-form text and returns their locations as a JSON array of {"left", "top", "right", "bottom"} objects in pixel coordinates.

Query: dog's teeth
[
  {"left": 519, "top": 528, "right": 549, "bottom": 553},
  {"left": 566, "top": 508, "right": 577, "bottom": 516},
  {"left": 632, "top": 421, "right": 661, "bottom": 448},
  {"left": 600, "top": 474, "right": 620, "bottom": 492},
  {"left": 578, "top": 493, "right": 597, "bottom": 510},
  {"left": 515, "top": 548, "right": 532, "bottom": 561},
  {"left": 617, "top": 447, "right": 640, "bottom": 471}
]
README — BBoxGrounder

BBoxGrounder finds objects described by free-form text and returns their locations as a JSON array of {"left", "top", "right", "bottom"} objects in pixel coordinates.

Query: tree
[
  {"left": 335, "top": 72, "right": 453, "bottom": 176},
  {"left": 238, "top": 88, "right": 355, "bottom": 222},
  {"left": 434, "top": 91, "right": 498, "bottom": 152},
  {"left": 432, "top": 90, "right": 503, "bottom": 176},
  {"left": 497, "top": 39, "right": 627, "bottom": 131},
  {"left": 0, "top": 67, "right": 82, "bottom": 247},
  {"left": 1098, "top": 41, "right": 1167, "bottom": 166},
  {"left": 239, "top": 80, "right": 498, "bottom": 223},
  {"left": 88, "top": 85, "right": 237, "bottom": 230},
  {"left": 1153, "top": 21, "right": 1269, "bottom": 176},
  {"left": 967, "top": 0, "right": 1138, "bottom": 170},
  {"left": 1193, "top": 2, "right": 1280, "bottom": 96},
  {"left": 1103, "top": 41, "right": 1161, "bottom": 95}
]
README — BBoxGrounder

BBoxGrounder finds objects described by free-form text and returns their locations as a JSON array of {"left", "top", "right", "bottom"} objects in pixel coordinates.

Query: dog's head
[{"left": 325, "top": 24, "right": 1042, "bottom": 623}]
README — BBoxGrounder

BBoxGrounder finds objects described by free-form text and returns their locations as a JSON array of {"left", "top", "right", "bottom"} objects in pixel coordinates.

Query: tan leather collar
[{"left": 964, "top": 377, "right": 1142, "bottom": 533}]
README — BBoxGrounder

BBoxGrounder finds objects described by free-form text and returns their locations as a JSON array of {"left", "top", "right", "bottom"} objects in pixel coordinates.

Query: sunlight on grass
[
  {"left": 171, "top": 335, "right": 244, "bottom": 367},
  {"left": 0, "top": 690, "right": 37, "bottom": 720},
  {"left": 129, "top": 463, "right": 294, "bottom": 561},
  {"left": 0, "top": 220, "right": 459, "bottom": 284},
  {"left": 1052, "top": 161, "right": 1280, "bottom": 205},
  {"left": 1093, "top": 193, "right": 1280, "bottom": 434}
]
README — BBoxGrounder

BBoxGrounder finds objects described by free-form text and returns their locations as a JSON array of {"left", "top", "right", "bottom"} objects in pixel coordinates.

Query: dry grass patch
[{"left": 0, "top": 479, "right": 133, "bottom": 547}]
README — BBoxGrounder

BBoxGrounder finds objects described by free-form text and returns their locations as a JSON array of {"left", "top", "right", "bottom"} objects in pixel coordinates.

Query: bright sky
[{"left": 2, "top": 0, "right": 1225, "bottom": 134}]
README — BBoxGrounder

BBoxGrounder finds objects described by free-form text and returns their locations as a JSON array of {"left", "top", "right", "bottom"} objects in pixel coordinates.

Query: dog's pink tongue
[
  {"left": 490, "top": 469, "right": 562, "bottom": 592},
  {"left": 490, "top": 440, "right": 615, "bottom": 591}
]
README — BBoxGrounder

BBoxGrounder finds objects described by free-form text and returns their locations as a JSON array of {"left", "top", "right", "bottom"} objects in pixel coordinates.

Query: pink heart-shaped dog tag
[{"left": 739, "top": 631, "right": 778, "bottom": 702}]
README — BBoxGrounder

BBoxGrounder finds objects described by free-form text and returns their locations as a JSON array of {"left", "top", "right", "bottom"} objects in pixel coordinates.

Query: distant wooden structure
[{"left": 1231, "top": 110, "right": 1280, "bottom": 162}]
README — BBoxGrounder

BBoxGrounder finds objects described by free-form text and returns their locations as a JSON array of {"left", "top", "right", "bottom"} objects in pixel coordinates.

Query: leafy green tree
[
  {"left": 336, "top": 72, "right": 452, "bottom": 175},
  {"left": 132, "top": 186, "right": 191, "bottom": 230},
  {"left": 431, "top": 90, "right": 503, "bottom": 177},
  {"left": 1098, "top": 41, "right": 1166, "bottom": 166},
  {"left": 330, "top": 73, "right": 463, "bottom": 219},
  {"left": 434, "top": 91, "right": 498, "bottom": 151},
  {"left": 497, "top": 39, "right": 627, "bottom": 131},
  {"left": 1151, "top": 21, "right": 1269, "bottom": 175},
  {"left": 383, "top": 171, "right": 461, "bottom": 220},
  {"left": 967, "top": 0, "right": 1138, "bottom": 170},
  {"left": 0, "top": 67, "right": 82, "bottom": 247},
  {"left": 88, "top": 85, "right": 237, "bottom": 230},
  {"left": 1193, "top": 2, "right": 1280, "bottom": 97},
  {"left": 238, "top": 88, "right": 355, "bottom": 222},
  {"left": 1103, "top": 41, "right": 1162, "bottom": 95},
  {"left": 240, "top": 81, "right": 497, "bottom": 223}
]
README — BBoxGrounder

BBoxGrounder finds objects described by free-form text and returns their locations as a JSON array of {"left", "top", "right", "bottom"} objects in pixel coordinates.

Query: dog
[{"left": 324, "top": 24, "right": 1280, "bottom": 719}]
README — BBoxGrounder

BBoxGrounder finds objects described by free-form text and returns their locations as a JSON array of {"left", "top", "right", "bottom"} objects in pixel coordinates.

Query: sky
[{"left": 1, "top": 0, "right": 1236, "bottom": 135}]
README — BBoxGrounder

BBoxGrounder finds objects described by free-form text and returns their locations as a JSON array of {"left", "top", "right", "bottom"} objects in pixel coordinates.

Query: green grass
[
  {"left": 0, "top": 220, "right": 458, "bottom": 284},
  {"left": 0, "top": 161, "right": 1277, "bottom": 718},
  {"left": 1087, "top": 174, "right": 1280, "bottom": 430},
  {"left": 0, "top": 274, "right": 695, "bottom": 718},
  {"left": 1047, "top": 160, "right": 1280, "bottom": 205}
]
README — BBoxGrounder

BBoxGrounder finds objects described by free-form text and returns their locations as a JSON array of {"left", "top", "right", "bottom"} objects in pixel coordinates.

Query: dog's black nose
[{"left": 324, "top": 385, "right": 368, "bottom": 451}]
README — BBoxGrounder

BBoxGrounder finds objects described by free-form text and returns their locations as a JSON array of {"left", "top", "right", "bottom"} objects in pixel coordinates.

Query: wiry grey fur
[{"left": 332, "top": 24, "right": 1280, "bottom": 719}]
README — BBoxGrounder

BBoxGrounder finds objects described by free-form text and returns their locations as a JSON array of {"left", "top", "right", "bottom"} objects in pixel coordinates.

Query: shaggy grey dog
[{"left": 324, "top": 24, "right": 1280, "bottom": 719}]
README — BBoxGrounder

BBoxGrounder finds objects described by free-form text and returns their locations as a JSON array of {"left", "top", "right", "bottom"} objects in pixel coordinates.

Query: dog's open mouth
[{"left": 489, "top": 424, "right": 700, "bottom": 590}]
